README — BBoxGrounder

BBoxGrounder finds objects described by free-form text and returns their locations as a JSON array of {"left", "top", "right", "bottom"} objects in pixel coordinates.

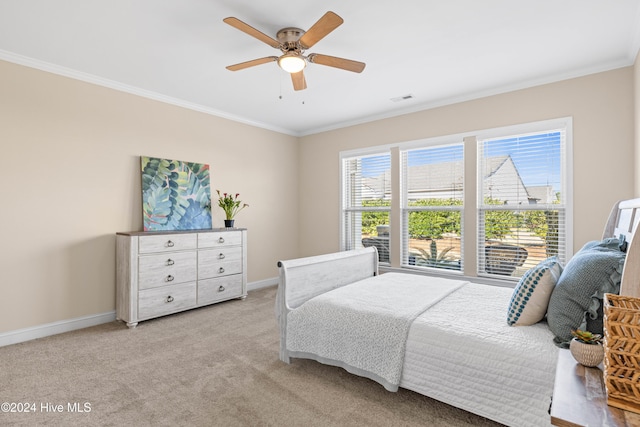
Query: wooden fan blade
[
  {"left": 226, "top": 56, "right": 278, "bottom": 71},
  {"left": 223, "top": 17, "right": 280, "bottom": 48},
  {"left": 291, "top": 70, "right": 307, "bottom": 91},
  {"left": 299, "top": 11, "right": 343, "bottom": 49},
  {"left": 308, "top": 54, "right": 366, "bottom": 73}
]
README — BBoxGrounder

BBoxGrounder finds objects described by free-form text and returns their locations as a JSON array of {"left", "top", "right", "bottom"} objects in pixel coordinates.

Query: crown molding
[{"left": 0, "top": 50, "right": 300, "bottom": 137}]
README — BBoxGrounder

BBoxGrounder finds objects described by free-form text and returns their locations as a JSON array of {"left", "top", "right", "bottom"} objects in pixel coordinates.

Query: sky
[{"left": 483, "top": 131, "right": 562, "bottom": 190}]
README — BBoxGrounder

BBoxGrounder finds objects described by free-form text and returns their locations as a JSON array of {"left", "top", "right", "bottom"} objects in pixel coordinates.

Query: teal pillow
[
  {"left": 507, "top": 257, "right": 563, "bottom": 326},
  {"left": 547, "top": 238, "right": 626, "bottom": 346}
]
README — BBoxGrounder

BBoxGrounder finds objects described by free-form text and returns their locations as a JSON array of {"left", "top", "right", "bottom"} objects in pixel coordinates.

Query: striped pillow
[{"left": 507, "top": 257, "right": 563, "bottom": 326}]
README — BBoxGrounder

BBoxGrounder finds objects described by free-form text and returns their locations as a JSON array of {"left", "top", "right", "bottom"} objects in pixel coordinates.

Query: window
[
  {"left": 478, "top": 128, "right": 568, "bottom": 278},
  {"left": 401, "top": 143, "right": 464, "bottom": 271},
  {"left": 339, "top": 118, "right": 572, "bottom": 280},
  {"left": 341, "top": 151, "right": 392, "bottom": 263}
]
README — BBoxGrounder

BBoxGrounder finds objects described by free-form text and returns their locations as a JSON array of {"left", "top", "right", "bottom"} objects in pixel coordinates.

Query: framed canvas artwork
[{"left": 140, "top": 156, "right": 212, "bottom": 231}]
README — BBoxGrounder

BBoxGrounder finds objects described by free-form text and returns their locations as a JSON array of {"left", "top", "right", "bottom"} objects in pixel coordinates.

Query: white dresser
[{"left": 116, "top": 229, "right": 247, "bottom": 328}]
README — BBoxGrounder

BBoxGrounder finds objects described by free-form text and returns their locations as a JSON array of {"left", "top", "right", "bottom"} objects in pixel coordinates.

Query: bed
[{"left": 275, "top": 198, "right": 640, "bottom": 427}]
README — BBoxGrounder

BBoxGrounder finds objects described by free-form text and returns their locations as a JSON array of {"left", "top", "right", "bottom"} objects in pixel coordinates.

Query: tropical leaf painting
[{"left": 141, "top": 156, "right": 212, "bottom": 231}]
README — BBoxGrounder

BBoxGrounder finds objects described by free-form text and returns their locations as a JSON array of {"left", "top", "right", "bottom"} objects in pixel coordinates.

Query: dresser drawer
[
  {"left": 198, "top": 275, "right": 243, "bottom": 305},
  {"left": 138, "top": 233, "right": 197, "bottom": 254},
  {"left": 138, "top": 282, "right": 196, "bottom": 320},
  {"left": 138, "top": 251, "right": 197, "bottom": 290},
  {"left": 198, "top": 247, "right": 242, "bottom": 278},
  {"left": 198, "top": 231, "right": 242, "bottom": 248}
]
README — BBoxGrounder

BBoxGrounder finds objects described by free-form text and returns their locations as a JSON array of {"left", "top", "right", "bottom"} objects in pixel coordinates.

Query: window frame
[
  {"left": 400, "top": 141, "right": 466, "bottom": 273},
  {"left": 339, "top": 117, "right": 573, "bottom": 283},
  {"left": 340, "top": 146, "right": 393, "bottom": 264},
  {"left": 475, "top": 118, "right": 572, "bottom": 280}
]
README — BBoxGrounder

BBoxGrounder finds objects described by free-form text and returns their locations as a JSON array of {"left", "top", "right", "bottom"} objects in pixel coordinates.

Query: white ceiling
[{"left": 1, "top": 1, "right": 639, "bottom": 136}]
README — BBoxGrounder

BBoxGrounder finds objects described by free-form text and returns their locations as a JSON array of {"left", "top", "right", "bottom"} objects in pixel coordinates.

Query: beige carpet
[{"left": 0, "top": 286, "right": 503, "bottom": 426}]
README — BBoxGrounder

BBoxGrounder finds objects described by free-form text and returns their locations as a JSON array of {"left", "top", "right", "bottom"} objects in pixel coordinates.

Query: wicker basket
[{"left": 603, "top": 293, "right": 640, "bottom": 413}]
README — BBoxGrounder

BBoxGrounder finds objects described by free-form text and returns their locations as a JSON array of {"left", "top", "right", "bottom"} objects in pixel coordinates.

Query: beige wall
[
  {"left": 0, "top": 60, "right": 299, "bottom": 334},
  {"left": 635, "top": 52, "right": 640, "bottom": 196},
  {"left": 298, "top": 67, "right": 635, "bottom": 258}
]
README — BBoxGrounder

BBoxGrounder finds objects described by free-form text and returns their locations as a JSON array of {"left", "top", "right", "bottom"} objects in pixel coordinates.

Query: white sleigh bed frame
[{"left": 276, "top": 198, "right": 640, "bottom": 427}]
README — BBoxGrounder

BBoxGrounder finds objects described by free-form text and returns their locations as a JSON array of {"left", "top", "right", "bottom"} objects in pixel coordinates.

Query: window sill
[{"left": 378, "top": 265, "right": 517, "bottom": 288}]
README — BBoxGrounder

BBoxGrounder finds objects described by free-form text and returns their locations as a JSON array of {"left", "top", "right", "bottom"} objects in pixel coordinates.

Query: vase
[
  {"left": 224, "top": 219, "right": 235, "bottom": 228},
  {"left": 569, "top": 338, "right": 604, "bottom": 367}
]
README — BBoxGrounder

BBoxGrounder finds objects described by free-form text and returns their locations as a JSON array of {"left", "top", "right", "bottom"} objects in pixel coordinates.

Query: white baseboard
[
  {"left": 0, "top": 278, "right": 280, "bottom": 347},
  {"left": 247, "top": 277, "right": 278, "bottom": 291},
  {"left": 0, "top": 311, "right": 117, "bottom": 348}
]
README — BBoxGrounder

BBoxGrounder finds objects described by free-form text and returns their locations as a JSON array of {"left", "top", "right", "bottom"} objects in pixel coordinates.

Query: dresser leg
[{"left": 126, "top": 322, "right": 138, "bottom": 329}]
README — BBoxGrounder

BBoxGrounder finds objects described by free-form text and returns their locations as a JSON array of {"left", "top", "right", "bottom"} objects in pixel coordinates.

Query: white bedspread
[
  {"left": 400, "top": 282, "right": 558, "bottom": 427},
  {"left": 285, "top": 273, "right": 468, "bottom": 391}
]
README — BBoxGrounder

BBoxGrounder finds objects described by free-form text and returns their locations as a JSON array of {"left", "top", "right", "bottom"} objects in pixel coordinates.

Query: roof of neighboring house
[
  {"left": 362, "top": 155, "right": 527, "bottom": 199},
  {"left": 527, "top": 186, "right": 557, "bottom": 204}
]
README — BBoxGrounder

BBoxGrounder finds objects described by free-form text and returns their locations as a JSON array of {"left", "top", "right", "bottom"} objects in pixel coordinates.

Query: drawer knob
[
  {"left": 218, "top": 237, "right": 225, "bottom": 243},
  {"left": 218, "top": 267, "right": 225, "bottom": 274},
  {"left": 166, "top": 295, "right": 174, "bottom": 303},
  {"left": 166, "top": 259, "right": 175, "bottom": 266},
  {"left": 218, "top": 253, "right": 225, "bottom": 259},
  {"left": 166, "top": 240, "right": 175, "bottom": 248},
  {"left": 166, "top": 275, "right": 174, "bottom": 282},
  {"left": 218, "top": 285, "right": 226, "bottom": 292}
]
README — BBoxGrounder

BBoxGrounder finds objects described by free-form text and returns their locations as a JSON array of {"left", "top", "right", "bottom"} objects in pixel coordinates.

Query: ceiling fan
[{"left": 223, "top": 11, "right": 366, "bottom": 91}]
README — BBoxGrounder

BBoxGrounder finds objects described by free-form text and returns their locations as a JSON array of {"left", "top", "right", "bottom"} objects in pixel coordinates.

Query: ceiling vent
[{"left": 391, "top": 94, "right": 415, "bottom": 102}]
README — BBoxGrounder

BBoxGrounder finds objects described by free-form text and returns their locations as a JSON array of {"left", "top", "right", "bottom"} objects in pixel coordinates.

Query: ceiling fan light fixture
[
  {"left": 224, "top": 12, "right": 365, "bottom": 90},
  {"left": 278, "top": 53, "right": 306, "bottom": 73}
]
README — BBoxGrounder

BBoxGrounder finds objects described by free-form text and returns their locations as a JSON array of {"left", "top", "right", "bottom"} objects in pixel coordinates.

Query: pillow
[
  {"left": 546, "top": 238, "right": 626, "bottom": 346},
  {"left": 507, "top": 256, "right": 563, "bottom": 326}
]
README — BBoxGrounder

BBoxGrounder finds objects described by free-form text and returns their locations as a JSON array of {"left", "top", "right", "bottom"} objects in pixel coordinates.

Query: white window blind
[
  {"left": 401, "top": 143, "right": 464, "bottom": 271},
  {"left": 339, "top": 117, "right": 571, "bottom": 280},
  {"left": 341, "top": 152, "right": 392, "bottom": 263},
  {"left": 478, "top": 129, "right": 567, "bottom": 278}
]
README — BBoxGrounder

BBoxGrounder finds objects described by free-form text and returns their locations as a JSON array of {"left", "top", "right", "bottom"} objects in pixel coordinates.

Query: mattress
[
  {"left": 285, "top": 273, "right": 468, "bottom": 391},
  {"left": 400, "top": 282, "right": 558, "bottom": 427}
]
